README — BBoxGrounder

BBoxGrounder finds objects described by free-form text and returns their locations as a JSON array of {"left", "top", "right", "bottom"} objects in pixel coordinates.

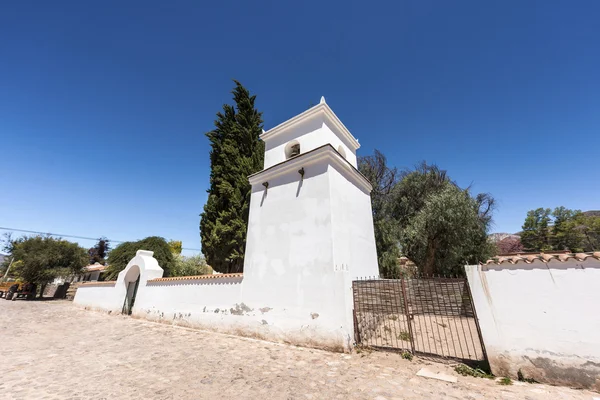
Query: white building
[
  {"left": 74, "top": 98, "right": 379, "bottom": 351},
  {"left": 53, "top": 263, "right": 107, "bottom": 284}
]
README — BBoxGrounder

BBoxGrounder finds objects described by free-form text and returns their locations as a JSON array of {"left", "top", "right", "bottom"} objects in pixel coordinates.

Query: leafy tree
[
  {"left": 200, "top": 81, "right": 264, "bottom": 273},
  {"left": 88, "top": 237, "right": 110, "bottom": 265},
  {"left": 358, "top": 150, "right": 401, "bottom": 277},
  {"left": 5, "top": 236, "right": 88, "bottom": 297},
  {"left": 518, "top": 207, "right": 600, "bottom": 252},
  {"left": 560, "top": 211, "right": 599, "bottom": 252},
  {"left": 104, "top": 236, "right": 174, "bottom": 280},
  {"left": 520, "top": 208, "right": 552, "bottom": 251},
  {"left": 168, "top": 240, "right": 183, "bottom": 256},
  {"left": 580, "top": 214, "right": 600, "bottom": 251},
  {"left": 496, "top": 236, "right": 524, "bottom": 254},
  {"left": 551, "top": 207, "right": 584, "bottom": 251},
  {"left": 170, "top": 254, "right": 212, "bottom": 277},
  {"left": 392, "top": 163, "right": 495, "bottom": 276}
]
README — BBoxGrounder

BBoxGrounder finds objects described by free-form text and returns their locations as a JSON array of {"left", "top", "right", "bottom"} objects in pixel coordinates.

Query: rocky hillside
[
  {"left": 583, "top": 210, "right": 600, "bottom": 217},
  {"left": 488, "top": 233, "right": 520, "bottom": 243}
]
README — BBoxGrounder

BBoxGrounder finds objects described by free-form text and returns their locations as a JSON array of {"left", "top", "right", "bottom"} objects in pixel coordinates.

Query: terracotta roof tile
[
  {"left": 84, "top": 264, "right": 108, "bottom": 272},
  {"left": 483, "top": 252, "right": 600, "bottom": 266},
  {"left": 81, "top": 281, "right": 116, "bottom": 286},
  {"left": 149, "top": 273, "right": 243, "bottom": 282}
]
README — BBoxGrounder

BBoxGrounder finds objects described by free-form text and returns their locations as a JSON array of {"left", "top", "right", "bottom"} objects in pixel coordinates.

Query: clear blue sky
[{"left": 1, "top": 0, "right": 599, "bottom": 255}]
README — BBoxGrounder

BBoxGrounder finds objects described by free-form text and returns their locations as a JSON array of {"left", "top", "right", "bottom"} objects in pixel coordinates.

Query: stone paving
[{"left": 0, "top": 300, "right": 597, "bottom": 400}]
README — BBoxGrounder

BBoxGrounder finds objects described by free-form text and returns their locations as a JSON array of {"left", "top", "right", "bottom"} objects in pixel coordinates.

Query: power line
[{"left": 0, "top": 227, "right": 202, "bottom": 251}]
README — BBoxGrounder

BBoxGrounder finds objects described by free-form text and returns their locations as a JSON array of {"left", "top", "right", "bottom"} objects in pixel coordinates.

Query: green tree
[
  {"left": 392, "top": 163, "right": 495, "bottom": 276},
  {"left": 567, "top": 212, "right": 600, "bottom": 252},
  {"left": 358, "top": 150, "right": 401, "bottom": 277},
  {"left": 200, "top": 81, "right": 264, "bottom": 273},
  {"left": 168, "top": 240, "right": 183, "bottom": 256},
  {"left": 521, "top": 208, "right": 552, "bottom": 251},
  {"left": 6, "top": 236, "right": 88, "bottom": 297},
  {"left": 104, "top": 236, "right": 174, "bottom": 280},
  {"left": 551, "top": 207, "right": 584, "bottom": 251},
  {"left": 88, "top": 237, "right": 110, "bottom": 265},
  {"left": 170, "top": 254, "right": 213, "bottom": 277}
]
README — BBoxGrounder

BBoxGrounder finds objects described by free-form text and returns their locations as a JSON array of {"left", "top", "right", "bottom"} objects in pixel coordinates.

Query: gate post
[
  {"left": 352, "top": 281, "right": 362, "bottom": 345},
  {"left": 463, "top": 276, "right": 488, "bottom": 362},
  {"left": 400, "top": 278, "right": 416, "bottom": 353}
]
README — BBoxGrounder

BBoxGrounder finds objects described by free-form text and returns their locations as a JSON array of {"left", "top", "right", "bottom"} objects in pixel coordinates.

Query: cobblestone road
[{"left": 0, "top": 300, "right": 597, "bottom": 399}]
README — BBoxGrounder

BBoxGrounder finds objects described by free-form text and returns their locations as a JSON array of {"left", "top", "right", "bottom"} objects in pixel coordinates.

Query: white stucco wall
[
  {"left": 329, "top": 163, "right": 378, "bottom": 279},
  {"left": 242, "top": 159, "right": 350, "bottom": 350},
  {"left": 242, "top": 145, "right": 378, "bottom": 350},
  {"left": 74, "top": 250, "right": 164, "bottom": 314},
  {"left": 72, "top": 282, "right": 126, "bottom": 313},
  {"left": 465, "top": 259, "right": 600, "bottom": 390},
  {"left": 133, "top": 276, "right": 245, "bottom": 331}
]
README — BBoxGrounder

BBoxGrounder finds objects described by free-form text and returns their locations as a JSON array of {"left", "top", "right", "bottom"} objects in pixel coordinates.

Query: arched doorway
[
  {"left": 114, "top": 250, "right": 164, "bottom": 316},
  {"left": 122, "top": 265, "right": 141, "bottom": 315}
]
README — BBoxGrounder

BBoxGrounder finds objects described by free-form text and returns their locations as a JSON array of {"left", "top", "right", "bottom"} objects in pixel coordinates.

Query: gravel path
[{"left": 0, "top": 300, "right": 597, "bottom": 399}]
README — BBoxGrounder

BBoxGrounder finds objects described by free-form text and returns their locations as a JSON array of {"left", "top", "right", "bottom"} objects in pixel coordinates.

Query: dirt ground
[
  {"left": 359, "top": 313, "right": 484, "bottom": 361},
  {"left": 0, "top": 300, "right": 597, "bottom": 400}
]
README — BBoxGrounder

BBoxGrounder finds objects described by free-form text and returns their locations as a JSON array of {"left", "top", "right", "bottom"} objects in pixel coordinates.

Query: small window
[
  {"left": 285, "top": 141, "right": 301, "bottom": 159},
  {"left": 337, "top": 145, "right": 346, "bottom": 159}
]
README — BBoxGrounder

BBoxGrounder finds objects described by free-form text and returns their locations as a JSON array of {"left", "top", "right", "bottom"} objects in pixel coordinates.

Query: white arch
[
  {"left": 284, "top": 140, "right": 301, "bottom": 159},
  {"left": 116, "top": 250, "right": 164, "bottom": 286}
]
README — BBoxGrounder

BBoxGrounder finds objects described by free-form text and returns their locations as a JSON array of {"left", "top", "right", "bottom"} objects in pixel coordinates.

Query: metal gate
[
  {"left": 352, "top": 276, "right": 487, "bottom": 363},
  {"left": 122, "top": 276, "right": 140, "bottom": 315}
]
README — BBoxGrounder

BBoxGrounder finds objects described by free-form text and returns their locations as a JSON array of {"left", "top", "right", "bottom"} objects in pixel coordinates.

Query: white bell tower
[{"left": 242, "top": 97, "right": 379, "bottom": 350}]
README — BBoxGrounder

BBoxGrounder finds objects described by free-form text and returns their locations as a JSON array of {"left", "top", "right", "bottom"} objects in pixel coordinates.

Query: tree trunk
[
  {"left": 423, "top": 238, "right": 436, "bottom": 277},
  {"left": 39, "top": 283, "right": 46, "bottom": 299}
]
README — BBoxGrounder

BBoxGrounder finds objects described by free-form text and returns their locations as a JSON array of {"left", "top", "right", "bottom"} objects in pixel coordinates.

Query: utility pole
[{"left": 2, "top": 257, "right": 13, "bottom": 282}]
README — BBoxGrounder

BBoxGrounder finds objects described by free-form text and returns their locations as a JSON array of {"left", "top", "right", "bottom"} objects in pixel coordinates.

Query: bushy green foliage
[
  {"left": 104, "top": 236, "right": 174, "bottom": 280},
  {"left": 517, "top": 369, "right": 538, "bottom": 383},
  {"left": 455, "top": 363, "right": 494, "bottom": 379},
  {"left": 521, "top": 208, "right": 552, "bottom": 251},
  {"left": 170, "top": 254, "right": 212, "bottom": 277},
  {"left": 200, "top": 81, "right": 264, "bottom": 273},
  {"left": 359, "top": 156, "right": 495, "bottom": 277},
  {"left": 4, "top": 236, "right": 87, "bottom": 293},
  {"left": 392, "top": 163, "right": 494, "bottom": 276},
  {"left": 521, "top": 207, "right": 600, "bottom": 252},
  {"left": 168, "top": 240, "right": 183, "bottom": 255},
  {"left": 358, "top": 150, "right": 401, "bottom": 277},
  {"left": 399, "top": 182, "right": 495, "bottom": 276}
]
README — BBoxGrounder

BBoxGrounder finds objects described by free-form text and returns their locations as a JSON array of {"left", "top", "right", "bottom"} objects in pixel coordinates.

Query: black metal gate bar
[{"left": 352, "top": 275, "right": 487, "bottom": 363}]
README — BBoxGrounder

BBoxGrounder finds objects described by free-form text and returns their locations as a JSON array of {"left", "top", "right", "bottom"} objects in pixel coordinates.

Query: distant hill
[
  {"left": 583, "top": 210, "right": 600, "bottom": 217},
  {"left": 488, "top": 233, "right": 520, "bottom": 243}
]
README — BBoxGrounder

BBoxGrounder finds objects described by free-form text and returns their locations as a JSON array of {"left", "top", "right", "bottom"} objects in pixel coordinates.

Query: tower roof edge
[{"left": 260, "top": 102, "right": 360, "bottom": 150}]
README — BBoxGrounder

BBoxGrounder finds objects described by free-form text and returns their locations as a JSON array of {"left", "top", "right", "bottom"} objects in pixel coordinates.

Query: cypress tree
[{"left": 200, "top": 81, "right": 264, "bottom": 273}]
